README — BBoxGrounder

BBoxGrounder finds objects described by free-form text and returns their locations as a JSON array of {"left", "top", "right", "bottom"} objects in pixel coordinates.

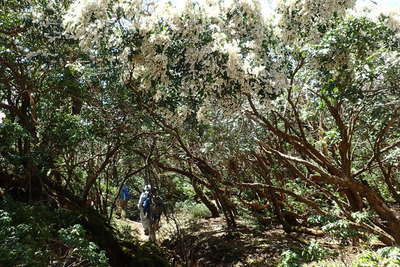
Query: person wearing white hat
[{"left": 137, "top": 185, "right": 152, "bottom": 236}]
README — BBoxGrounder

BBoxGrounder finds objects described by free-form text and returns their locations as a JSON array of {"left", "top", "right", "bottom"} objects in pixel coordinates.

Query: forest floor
[
  {"left": 160, "top": 217, "right": 299, "bottom": 266},
  {"left": 117, "top": 216, "right": 371, "bottom": 266},
  {"left": 114, "top": 217, "right": 148, "bottom": 241}
]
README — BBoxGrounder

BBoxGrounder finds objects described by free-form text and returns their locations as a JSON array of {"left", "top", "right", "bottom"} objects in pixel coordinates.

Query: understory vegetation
[{"left": 1, "top": 0, "right": 400, "bottom": 266}]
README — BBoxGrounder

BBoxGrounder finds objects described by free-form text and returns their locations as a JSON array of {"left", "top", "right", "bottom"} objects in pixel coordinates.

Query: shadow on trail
[{"left": 162, "top": 218, "right": 303, "bottom": 266}]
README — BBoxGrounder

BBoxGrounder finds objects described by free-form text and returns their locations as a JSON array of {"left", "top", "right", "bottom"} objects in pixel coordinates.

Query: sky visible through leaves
[
  {"left": 0, "top": 0, "right": 398, "bottom": 123},
  {"left": 165, "top": 0, "right": 400, "bottom": 12}
]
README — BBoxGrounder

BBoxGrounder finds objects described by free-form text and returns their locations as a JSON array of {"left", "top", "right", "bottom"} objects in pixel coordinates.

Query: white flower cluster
[
  {"left": 127, "top": 1, "right": 270, "bottom": 122},
  {"left": 210, "top": 1, "right": 269, "bottom": 89},
  {"left": 380, "top": 8, "right": 400, "bottom": 37},
  {"left": 372, "top": 50, "right": 400, "bottom": 89},
  {"left": 31, "top": 8, "right": 44, "bottom": 24},
  {"left": 63, "top": 0, "right": 153, "bottom": 49},
  {"left": 62, "top": 0, "right": 277, "bottom": 123},
  {"left": 63, "top": 0, "right": 110, "bottom": 49},
  {"left": 275, "top": 0, "right": 356, "bottom": 44},
  {"left": 352, "top": 3, "right": 400, "bottom": 35}
]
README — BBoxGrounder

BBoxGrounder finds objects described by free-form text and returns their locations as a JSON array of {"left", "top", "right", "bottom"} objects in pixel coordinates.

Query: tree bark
[{"left": 191, "top": 179, "right": 219, "bottom": 218}]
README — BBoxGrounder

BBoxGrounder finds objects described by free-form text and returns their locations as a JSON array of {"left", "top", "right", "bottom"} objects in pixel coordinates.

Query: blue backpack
[
  {"left": 142, "top": 193, "right": 153, "bottom": 216},
  {"left": 120, "top": 186, "right": 132, "bottom": 200}
]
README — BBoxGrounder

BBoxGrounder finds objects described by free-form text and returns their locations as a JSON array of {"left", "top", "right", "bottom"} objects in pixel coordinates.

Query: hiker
[
  {"left": 137, "top": 185, "right": 165, "bottom": 241},
  {"left": 148, "top": 187, "right": 164, "bottom": 232},
  {"left": 138, "top": 185, "right": 152, "bottom": 236},
  {"left": 118, "top": 185, "right": 131, "bottom": 219}
]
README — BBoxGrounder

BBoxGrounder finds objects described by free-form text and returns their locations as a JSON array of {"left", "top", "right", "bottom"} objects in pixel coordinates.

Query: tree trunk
[
  {"left": 255, "top": 153, "right": 293, "bottom": 232},
  {"left": 213, "top": 191, "right": 236, "bottom": 229},
  {"left": 342, "top": 188, "right": 364, "bottom": 212},
  {"left": 192, "top": 179, "right": 219, "bottom": 218}
]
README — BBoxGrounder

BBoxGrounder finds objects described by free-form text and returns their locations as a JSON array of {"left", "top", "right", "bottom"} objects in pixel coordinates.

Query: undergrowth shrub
[
  {"left": 0, "top": 197, "right": 109, "bottom": 266},
  {"left": 176, "top": 200, "right": 211, "bottom": 219},
  {"left": 303, "top": 240, "right": 330, "bottom": 262},
  {"left": 278, "top": 241, "right": 330, "bottom": 267},
  {"left": 355, "top": 246, "right": 400, "bottom": 267},
  {"left": 279, "top": 250, "right": 300, "bottom": 267},
  {"left": 0, "top": 209, "right": 52, "bottom": 265},
  {"left": 308, "top": 211, "right": 370, "bottom": 244},
  {"left": 58, "top": 224, "right": 108, "bottom": 266}
]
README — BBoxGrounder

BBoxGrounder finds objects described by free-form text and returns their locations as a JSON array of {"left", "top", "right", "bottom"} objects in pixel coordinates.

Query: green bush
[
  {"left": 308, "top": 211, "right": 369, "bottom": 244},
  {"left": 355, "top": 246, "right": 400, "bottom": 267},
  {"left": 302, "top": 240, "right": 329, "bottom": 262},
  {"left": 58, "top": 224, "right": 108, "bottom": 266},
  {"left": 278, "top": 250, "right": 300, "bottom": 267},
  {"left": 0, "top": 209, "right": 52, "bottom": 265},
  {"left": 278, "top": 241, "right": 330, "bottom": 267},
  {"left": 0, "top": 197, "right": 109, "bottom": 266},
  {"left": 176, "top": 200, "right": 211, "bottom": 219}
]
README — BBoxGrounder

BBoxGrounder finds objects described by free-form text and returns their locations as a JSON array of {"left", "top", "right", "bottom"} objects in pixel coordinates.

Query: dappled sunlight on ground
[
  {"left": 114, "top": 218, "right": 149, "bottom": 242},
  {"left": 116, "top": 214, "right": 375, "bottom": 266},
  {"left": 159, "top": 216, "right": 304, "bottom": 266}
]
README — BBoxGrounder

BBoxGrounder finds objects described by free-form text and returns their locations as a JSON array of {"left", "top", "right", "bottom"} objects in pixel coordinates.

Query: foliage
[
  {"left": 278, "top": 250, "right": 300, "bottom": 267},
  {"left": 279, "top": 241, "right": 330, "bottom": 267},
  {"left": 302, "top": 240, "right": 330, "bottom": 262},
  {"left": 322, "top": 219, "right": 359, "bottom": 242},
  {"left": 176, "top": 200, "right": 212, "bottom": 219},
  {"left": 0, "top": 197, "right": 108, "bottom": 266},
  {"left": 1, "top": 0, "right": 400, "bottom": 264},
  {"left": 58, "top": 224, "right": 108, "bottom": 266},
  {"left": 355, "top": 246, "right": 400, "bottom": 267},
  {"left": 0, "top": 209, "right": 52, "bottom": 265}
]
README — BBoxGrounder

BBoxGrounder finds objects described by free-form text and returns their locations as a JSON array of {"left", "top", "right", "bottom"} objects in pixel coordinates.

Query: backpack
[
  {"left": 120, "top": 186, "right": 132, "bottom": 200},
  {"left": 150, "top": 196, "right": 164, "bottom": 223},
  {"left": 142, "top": 194, "right": 164, "bottom": 222},
  {"left": 142, "top": 192, "right": 153, "bottom": 217}
]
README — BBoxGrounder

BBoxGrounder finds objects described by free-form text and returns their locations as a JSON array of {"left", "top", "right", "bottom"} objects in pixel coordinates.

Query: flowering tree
[
  {"left": 0, "top": 0, "right": 178, "bottom": 265},
  {"left": 64, "top": 0, "right": 275, "bottom": 122},
  {"left": 2, "top": 0, "right": 400, "bottom": 249},
  {"left": 62, "top": 0, "right": 400, "bottom": 243}
]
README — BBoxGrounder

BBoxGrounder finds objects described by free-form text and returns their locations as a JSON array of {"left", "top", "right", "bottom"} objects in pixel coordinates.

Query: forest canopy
[{"left": 1, "top": 0, "right": 400, "bottom": 266}]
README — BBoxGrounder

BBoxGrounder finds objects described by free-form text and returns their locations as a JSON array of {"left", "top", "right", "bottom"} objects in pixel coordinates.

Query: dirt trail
[
  {"left": 118, "top": 216, "right": 363, "bottom": 266},
  {"left": 116, "top": 218, "right": 149, "bottom": 242}
]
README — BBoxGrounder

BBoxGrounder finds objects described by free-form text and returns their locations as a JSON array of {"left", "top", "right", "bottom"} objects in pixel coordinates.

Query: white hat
[{"left": 144, "top": 184, "right": 151, "bottom": 191}]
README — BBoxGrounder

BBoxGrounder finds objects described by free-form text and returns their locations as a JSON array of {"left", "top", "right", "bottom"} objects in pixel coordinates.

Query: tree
[
  {"left": 0, "top": 1, "right": 168, "bottom": 265},
  {"left": 63, "top": 0, "right": 400, "bottom": 243},
  {"left": 3, "top": 0, "right": 400, "bottom": 250}
]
